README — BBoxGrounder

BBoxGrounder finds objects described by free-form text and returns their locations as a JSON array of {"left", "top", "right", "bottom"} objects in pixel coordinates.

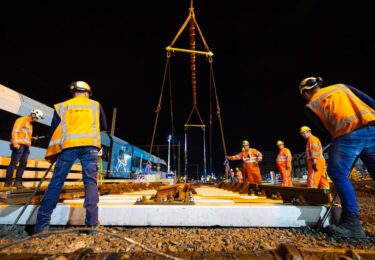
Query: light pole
[{"left": 167, "top": 134, "right": 172, "bottom": 174}]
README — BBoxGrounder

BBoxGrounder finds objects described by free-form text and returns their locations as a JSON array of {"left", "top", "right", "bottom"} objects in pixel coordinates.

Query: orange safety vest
[
  {"left": 11, "top": 115, "right": 33, "bottom": 147},
  {"left": 228, "top": 148, "right": 263, "bottom": 164},
  {"left": 45, "top": 96, "right": 101, "bottom": 161},
  {"left": 276, "top": 147, "right": 292, "bottom": 169},
  {"left": 306, "top": 84, "right": 375, "bottom": 138},
  {"left": 305, "top": 134, "right": 324, "bottom": 161}
]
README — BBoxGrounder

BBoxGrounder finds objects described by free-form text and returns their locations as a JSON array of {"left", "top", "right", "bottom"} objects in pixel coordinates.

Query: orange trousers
[
  {"left": 307, "top": 158, "right": 330, "bottom": 189},
  {"left": 243, "top": 162, "right": 262, "bottom": 184},
  {"left": 277, "top": 166, "right": 293, "bottom": 186}
]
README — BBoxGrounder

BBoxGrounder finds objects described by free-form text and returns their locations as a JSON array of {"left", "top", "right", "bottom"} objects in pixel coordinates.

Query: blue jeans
[
  {"left": 328, "top": 125, "right": 375, "bottom": 215},
  {"left": 35, "top": 147, "right": 99, "bottom": 232},
  {"left": 6, "top": 144, "right": 30, "bottom": 183}
]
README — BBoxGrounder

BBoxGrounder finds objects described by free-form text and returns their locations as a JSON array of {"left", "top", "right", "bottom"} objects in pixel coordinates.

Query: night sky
[{"left": 1, "top": 1, "right": 374, "bottom": 175}]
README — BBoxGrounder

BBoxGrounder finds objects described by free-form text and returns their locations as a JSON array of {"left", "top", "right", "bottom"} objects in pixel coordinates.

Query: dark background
[{"left": 1, "top": 1, "right": 374, "bottom": 177}]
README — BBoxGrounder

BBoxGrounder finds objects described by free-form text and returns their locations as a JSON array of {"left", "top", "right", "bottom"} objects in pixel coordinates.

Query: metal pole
[
  {"left": 202, "top": 127, "right": 207, "bottom": 180},
  {"left": 178, "top": 140, "right": 181, "bottom": 180},
  {"left": 167, "top": 135, "right": 171, "bottom": 174},
  {"left": 157, "top": 146, "right": 160, "bottom": 175},
  {"left": 110, "top": 107, "right": 117, "bottom": 136},
  {"left": 184, "top": 128, "right": 188, "bottom": 176}
]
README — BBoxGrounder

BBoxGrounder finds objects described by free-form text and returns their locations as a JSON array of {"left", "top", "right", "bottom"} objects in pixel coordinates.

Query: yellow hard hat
[
  {"left": 300, "top": 126, "right": 311, "bottom": 133},
  {"left": 242, "top": 140, "right": 249, "bottom": 146},
  {"left": 276, "top": 140, "right": 284, "bottom": 146},
  {"left": 69, "top": 81, "right": 92, "bottom": 96}
]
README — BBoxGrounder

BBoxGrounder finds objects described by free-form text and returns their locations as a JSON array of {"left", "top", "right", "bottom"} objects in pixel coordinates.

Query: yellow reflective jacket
[
  {"left": 307, "top": 84, "right": 375, "bottom": 138},
  {"left": 11, "top": 115, "right": 33, "bottom": 147},
  {"left": 45, "top": 96, "right": 101, "bottom": 161}
]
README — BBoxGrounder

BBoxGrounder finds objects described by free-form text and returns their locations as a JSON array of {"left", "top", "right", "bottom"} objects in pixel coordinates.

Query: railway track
[{"left": 0, "top": 181, "right": 373, "bottom": 259}]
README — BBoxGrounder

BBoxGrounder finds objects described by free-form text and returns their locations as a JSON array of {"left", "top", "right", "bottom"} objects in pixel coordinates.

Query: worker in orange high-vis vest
[
  {"left": 34, "top": 81, "right": 107, "bottom": 234},
  {"left": 299, "top": 76, "right": 375, "bottom": 238},
  {"left": 299, "top": 126, "right": 329, "bottom": 189},
  {"left": 4, "top": 109, "right": 44, "bottom": 188},
  {"left": 226, "top": 140, "right": 263, "bottom": 184},
  {"left": 275, "top": 140, "right": 293, "bottom": 187}
]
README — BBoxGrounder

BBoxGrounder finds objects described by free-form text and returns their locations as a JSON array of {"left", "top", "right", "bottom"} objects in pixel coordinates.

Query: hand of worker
[
  {"left": 313, "top": 161, "right": 318, "bottom": 171},
  {"left": 32, "top": 136, "right": 46, "bottom": 141},
  {"left": 223, "top": 158, "right": 229, "bottom": 165},
  {"left": 13, "top": 144, "right": 20, "bottom": 150}
]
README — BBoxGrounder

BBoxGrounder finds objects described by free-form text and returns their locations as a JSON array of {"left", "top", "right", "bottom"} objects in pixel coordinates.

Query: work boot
[
  {"left": 13, "top": 181, "right": 27, "bottom": 189},
  {"left": 79, "top": 222, "right": 101, "bottom": 235},
  {"left": 326, "top": 212, "right": 366, "bottom": 238},
  {"left": 4, "top": 181, "right": 12, "bottom": 187},
  {"left": 31, "top": 227, "right": 50, "bottom": 238}
]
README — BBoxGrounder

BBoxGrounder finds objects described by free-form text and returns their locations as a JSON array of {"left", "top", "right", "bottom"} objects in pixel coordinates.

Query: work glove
[
  {"left": 223, "top": 158, "right": 229, "bottom": 165},
  {"left": 13, "top": 144, "right": 20, "bottom": 150},
  {"left": 312, "top": 160, "right": 318, "bottom": 171}
]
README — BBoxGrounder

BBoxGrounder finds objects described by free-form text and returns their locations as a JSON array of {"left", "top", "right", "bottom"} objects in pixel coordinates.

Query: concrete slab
[{"left": 0, "top": 186, "right": 332, "bottom": 227}]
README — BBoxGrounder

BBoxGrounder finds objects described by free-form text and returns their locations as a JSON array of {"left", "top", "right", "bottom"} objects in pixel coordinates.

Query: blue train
[{"left": 99, "top": 132, "right": 167, "bottom": 178}]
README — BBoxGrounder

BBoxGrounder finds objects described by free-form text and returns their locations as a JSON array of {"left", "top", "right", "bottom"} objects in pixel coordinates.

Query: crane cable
[
  {"left": 148, "top": 52, "right": 171, "bottom": 162},
  {"left": 168, "top": 57, "right": 177, "bottom": 172},
  {"left": 209, "top": 57, "right": 227, "bottom": 157},
  {"left": 209, "top": 57, "right": 230, "bottom": 178}
]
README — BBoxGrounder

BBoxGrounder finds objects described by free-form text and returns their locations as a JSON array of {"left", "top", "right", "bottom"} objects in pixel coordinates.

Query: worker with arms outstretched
[{"left": 226, "top": 140, "right": 262, "bottom": 184}]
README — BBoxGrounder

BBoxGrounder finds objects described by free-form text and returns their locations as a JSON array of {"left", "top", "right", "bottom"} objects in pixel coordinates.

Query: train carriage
[{"left": 100, "top": 132, "right": 167, "bottom": 179}]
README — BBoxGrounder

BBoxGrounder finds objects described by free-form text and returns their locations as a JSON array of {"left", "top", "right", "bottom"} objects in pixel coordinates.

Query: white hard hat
[
  {"left": 69, "top": 81, "right": 92, "bottom": 96},
  {"left": 299, "top": 77, "right": 323, "bottom": 95},
  {"left": 31, "top": 109, "right": 44, "bottom": 119}
]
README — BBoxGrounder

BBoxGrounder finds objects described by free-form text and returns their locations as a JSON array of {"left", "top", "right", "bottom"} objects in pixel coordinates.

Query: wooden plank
[
  {"left": 0, "top": 170, "right": 82, "bottom": 180},
  {"left": 0, "top": 181, "right": 84, "bottom": 189},
  {"left": 260, "top": 184, "right": 331, "bottom": 205},
  {"left": 0, "top": 156, "right": 82, "bottom": 171}
]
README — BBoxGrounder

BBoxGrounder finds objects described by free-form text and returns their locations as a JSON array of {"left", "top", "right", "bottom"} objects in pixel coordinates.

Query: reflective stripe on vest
[
  {"left": 55, "top": 101, "right": 99, "bottom": 149},
  {"left": 306, "top": 138, "right": 324, "bottom": 160},
  {"left": 307, "top": 84, "right": 375, "bottom": 138},
  {"left": 243, "top": 149, "right": 260, "bottom": 163},
  {"left": 11, "top": 116, "right": 32, "bottom": 146},
  {"left": 276, "top": 155, "right": 290, "bottom": 162},
  {"left": 45, "top": 97, "right": 100, "bottom": 160},
  {"left": 276, "top": 148, "right": 291, "bottom": 165}
]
